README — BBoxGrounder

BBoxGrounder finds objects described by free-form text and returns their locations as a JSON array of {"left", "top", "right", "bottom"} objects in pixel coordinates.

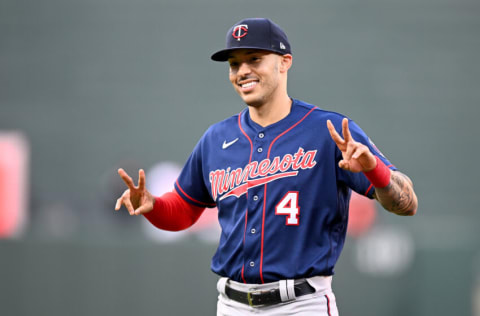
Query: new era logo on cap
[{"left": 211, "top": 18, "right": 292, "bottom": 61}]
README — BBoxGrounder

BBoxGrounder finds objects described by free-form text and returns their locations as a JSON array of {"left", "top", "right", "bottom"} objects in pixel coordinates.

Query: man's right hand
[{"left": 114, "top": 168, "right": 155, "bottom": 216}]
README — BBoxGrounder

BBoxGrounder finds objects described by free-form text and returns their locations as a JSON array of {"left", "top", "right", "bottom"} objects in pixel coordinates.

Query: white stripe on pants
[{"left": 216, "top": 276, "right": 339, "bottom": 316}]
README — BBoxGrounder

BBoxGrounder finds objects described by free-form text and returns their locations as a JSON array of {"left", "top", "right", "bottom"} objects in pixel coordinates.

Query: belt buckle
[{"left": 247, "top": 289, "right": 262, "bottom": 307}]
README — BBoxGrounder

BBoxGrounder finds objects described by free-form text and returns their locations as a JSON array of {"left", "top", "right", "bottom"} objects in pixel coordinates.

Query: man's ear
[{"left": 279, "top": 54, "right": 293, "bottom": 73}]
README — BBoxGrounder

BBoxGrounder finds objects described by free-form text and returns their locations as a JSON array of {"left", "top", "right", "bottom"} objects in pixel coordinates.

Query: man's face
[{"left": 228, "top": 49, "right": 283, "bottom": 107}]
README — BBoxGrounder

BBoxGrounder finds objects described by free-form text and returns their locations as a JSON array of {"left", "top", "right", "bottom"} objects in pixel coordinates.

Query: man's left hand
[{"left": 327, "top": 118, "right": 377, "bottom": 173}]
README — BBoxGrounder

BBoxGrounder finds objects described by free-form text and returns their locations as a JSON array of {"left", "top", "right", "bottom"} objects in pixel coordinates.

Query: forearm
[
  {"left": 373, "top": 171, "right": 418, "bottom": 216},
  {"left": 143, "top": 190, "right": 206, "bottom": 231}
]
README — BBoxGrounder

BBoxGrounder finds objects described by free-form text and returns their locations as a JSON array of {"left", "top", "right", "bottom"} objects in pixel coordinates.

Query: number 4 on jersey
[{"left": 275, "top": 192, "right": 300, "bottom": 226}]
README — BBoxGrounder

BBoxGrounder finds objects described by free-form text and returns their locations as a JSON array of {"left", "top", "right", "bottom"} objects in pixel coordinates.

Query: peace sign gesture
[
  {"left": 114, "top": 168, "right": 155, "bottom": 216},
  {"left": 326, "top": 118, "right": 377, "bottom": 173}
]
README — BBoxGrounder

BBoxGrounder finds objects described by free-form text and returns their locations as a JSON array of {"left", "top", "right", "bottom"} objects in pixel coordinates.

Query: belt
[{"left": 224, "top": 279, "right": 316, "bottom": 307}]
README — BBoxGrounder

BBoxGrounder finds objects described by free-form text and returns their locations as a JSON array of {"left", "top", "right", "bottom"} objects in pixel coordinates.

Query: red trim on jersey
[
  {"left": 241, "top": 206, "right": 248, "bottom": 284},
  {"left": 325, "top": 294, "right": 332, "bottom": 316},
  {"left": 259, "top": 107, "right": 317, "bottom": 283},
  {"left": 243, "top": 206, "right": 249, "bottom": 243},
  {"left": 259, "top": 182, "right": 268, "bottom": 284},
  {"left": 241, "top": 265, "right": 246, "bottom": 283},
  {"left": 266, "top": 107, "right": 316, "bottom": 158},
  {"left": 238, "top": 111, "right": 254, "bottom": 166},
  {"left": 175, "top": 180, "right": 216, "bottom": 207},
  {"left": 242, "top": 206, "right": 248, "bottom": 283},
  {"left": 238, "top": 112, "right": 253, "bottom": 284},
  {"left": 364, "top": 183, "right": 374, "bottom": 196}
]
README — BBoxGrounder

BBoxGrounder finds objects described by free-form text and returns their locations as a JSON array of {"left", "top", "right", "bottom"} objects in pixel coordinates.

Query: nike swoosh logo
[{"left": 222, "top": 138, "right": 239, "bottom": 149}]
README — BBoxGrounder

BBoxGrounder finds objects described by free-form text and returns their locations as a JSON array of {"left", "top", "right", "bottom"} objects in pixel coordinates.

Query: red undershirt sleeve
[{"left": 143, "top": 190, "right": 205, "bottom": 231}]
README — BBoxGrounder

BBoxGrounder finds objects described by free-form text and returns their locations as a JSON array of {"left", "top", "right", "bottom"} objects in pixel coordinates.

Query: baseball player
[{"left": 115, "top": 18, "right": 418, "bottom": 315}]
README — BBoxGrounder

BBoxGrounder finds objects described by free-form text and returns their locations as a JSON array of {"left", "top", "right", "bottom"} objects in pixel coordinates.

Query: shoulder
[
  {"left": 292, "top": 99, "right": 371, "bottom": 140},
  {"left": 204, "top": 112, "right": 241, "bottom": 136},
  {"left": 292, "top": 98, "right": 349, "bottom": 124},
  {"left": 195, "top": 112, "right": 242, "bottom": 149}
]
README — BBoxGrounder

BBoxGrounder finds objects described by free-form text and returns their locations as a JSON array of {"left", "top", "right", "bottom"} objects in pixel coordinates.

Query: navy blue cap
[{"left": 211, "top": 18, "right": 292, "bottom": 62}]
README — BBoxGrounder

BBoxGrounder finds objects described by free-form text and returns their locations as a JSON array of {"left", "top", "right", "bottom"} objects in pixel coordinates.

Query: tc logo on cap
[{"left": 232, "top": 24, "right": 248, "bottom": 41}]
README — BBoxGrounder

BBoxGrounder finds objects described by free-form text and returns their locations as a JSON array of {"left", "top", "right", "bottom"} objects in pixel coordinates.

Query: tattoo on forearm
[{"left": 375, "top": 172, "right": 417, "bottom": 215}]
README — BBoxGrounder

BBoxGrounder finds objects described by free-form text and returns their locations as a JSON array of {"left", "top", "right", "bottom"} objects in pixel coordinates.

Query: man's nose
[{"left": 237, "top": 62, "right": 252, "bottom": 76}]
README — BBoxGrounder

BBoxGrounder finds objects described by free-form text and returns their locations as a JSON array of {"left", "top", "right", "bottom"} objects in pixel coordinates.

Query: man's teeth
[{"left": 241, "top": 82, "right": 257, "bottom": 88}]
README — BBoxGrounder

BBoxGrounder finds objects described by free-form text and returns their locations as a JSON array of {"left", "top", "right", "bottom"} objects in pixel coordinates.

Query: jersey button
[
  {"left": 250, "top": 228, "right": 256, "bottom": 234},
  {"left": 257, "top": 147, "right": 263, "bottom": 153},
  {"left": 249, "top": 261, "right": 255, "bottom": 267},
  {"left": 259, "top": 133, "right": 265, "bottom": 138},
  {"left": 253, "top": 195, "right": 259, "bottom": 201}
]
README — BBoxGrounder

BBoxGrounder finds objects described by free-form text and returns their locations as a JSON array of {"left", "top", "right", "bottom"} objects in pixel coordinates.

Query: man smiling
[{"left": 115, "top": 18, "right": 418, "bottom": 315}]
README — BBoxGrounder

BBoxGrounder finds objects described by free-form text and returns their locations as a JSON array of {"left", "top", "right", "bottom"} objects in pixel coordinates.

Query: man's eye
[{"left": 229, "top": 62, "right": 238, "bottom": 68}]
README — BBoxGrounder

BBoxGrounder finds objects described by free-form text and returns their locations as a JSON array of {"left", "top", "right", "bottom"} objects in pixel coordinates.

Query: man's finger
[
  {"left": 134, "top": 203, "right": 151, "bottom": 216},
  {"left": 123, "top": 197, "right": 135, "bottom": 215},
  {"left": 341, "top": 118, "right": 353, "bottom": 142},
  {"left": 352, "top": 145, "right": 368, "bottom": 160},
  {"left": 118, "top": 168, "right": 136, "bottom": 189},
  {"left": 327, "top": 120, "right": 345, "bottom": 146},
  {"left": 115, "top": 197, "right": 122, "bottom": 211},
  {"left": 138, "top": 169, "right": 146, "bottom": 191},
  {"left": 115, "top": 189, "right": 130, "bottom": 211},
  {"left": 343, "top": 142, "right": 356, "bottom": 161},
  {"left": 338, "top": 160, "right": 350, "bottom": 171}
]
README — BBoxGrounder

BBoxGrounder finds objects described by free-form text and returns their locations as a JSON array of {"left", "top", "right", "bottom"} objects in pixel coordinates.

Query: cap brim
[
  {"left": 210, "top": 48, "right": 234, "bottom": 62},
  {"left": 210, "top": 47, "right": 286, "bottom": 62}
]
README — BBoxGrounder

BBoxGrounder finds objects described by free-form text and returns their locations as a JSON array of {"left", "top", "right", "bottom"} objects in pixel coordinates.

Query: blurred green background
[{"left": 1, "top": 0, "right": 479, "bottom": 315}]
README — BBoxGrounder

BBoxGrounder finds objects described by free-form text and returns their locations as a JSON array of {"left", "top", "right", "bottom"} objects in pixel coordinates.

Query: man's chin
[{"left": 241, "top": 95, "right": 263, "bottom": 108}]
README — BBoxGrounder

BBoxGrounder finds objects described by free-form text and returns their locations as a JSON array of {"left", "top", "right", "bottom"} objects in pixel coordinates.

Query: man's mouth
[{"left": 239, "top": 80, "right": 259, "bottom": 92}]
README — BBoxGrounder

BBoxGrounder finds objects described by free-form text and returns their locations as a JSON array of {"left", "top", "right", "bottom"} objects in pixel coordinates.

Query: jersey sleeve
[
  {"left": 336, "top": 119, "right": 397, "bottom": 198},
  {"left": 174, "top": 131, "right": 217, "bottom": 208}
]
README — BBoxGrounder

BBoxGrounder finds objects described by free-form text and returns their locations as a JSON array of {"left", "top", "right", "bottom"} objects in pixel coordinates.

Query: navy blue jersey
[{"left": 174, "top": 99, "right": 396, "bottom": 284}]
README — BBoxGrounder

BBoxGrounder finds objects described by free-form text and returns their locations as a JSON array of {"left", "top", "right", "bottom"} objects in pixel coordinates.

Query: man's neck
[{"left": 248, "top": 95, "right": 292, "bottom": 127}]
